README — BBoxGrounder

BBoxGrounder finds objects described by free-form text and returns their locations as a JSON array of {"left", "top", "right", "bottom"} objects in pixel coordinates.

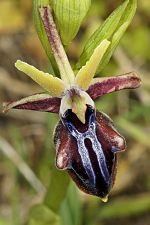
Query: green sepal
[
  {"left": 33, "top": 0, "right": 57, "bottom": 75},
  {"left": 51, "top": 0, "right": 91, "bottom": 45},
  {"left": 76, "top": 0, "right": 137, "bottom": 73}
]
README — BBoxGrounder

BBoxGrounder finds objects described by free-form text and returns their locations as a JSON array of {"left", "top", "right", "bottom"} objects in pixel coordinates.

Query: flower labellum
[
  {"left": 3, "top": 6, "right": 141, "bottom": 201},
  {"left": 55, "top": 89, "right": 126, "bottom": 201}
]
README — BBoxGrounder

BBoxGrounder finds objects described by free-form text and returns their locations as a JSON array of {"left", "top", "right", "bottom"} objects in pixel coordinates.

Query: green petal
[
  {"left": 51, "top": 0, "right": 91, "bottom": 45},
  {"left": 75, "top": 39, "right": 110, "bottom": 90},
  {"left": 15, "top": 60, "right": 65, "bottom": 97},
  {"left": 76, "top": 0, "right": 137, "bottom": 73}
]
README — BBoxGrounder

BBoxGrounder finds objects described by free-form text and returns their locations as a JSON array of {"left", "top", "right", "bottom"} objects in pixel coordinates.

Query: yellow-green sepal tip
[
  {"left": 15, "top": 60, "right": 65, "bottom": 97},
  {"left": 75, "top": 39, "right": 110, "bottom": 90}
]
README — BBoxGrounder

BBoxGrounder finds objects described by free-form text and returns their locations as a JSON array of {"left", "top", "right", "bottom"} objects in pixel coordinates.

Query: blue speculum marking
[
  {"left": 66, "top": 112, "right": 110, "bottom": 187},
  {"left": 66, "top": 121, "right": 96, "bottom": 185}
]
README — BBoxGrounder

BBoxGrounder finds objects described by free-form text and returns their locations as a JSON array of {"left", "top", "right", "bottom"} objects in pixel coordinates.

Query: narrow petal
[
  {"left": 15, "top": 60, "right": 65, "bottom": 97},
  {"left": 75, "top": 39, "right": 110, "bottom": 90},
  {"left": 3, "top": 93, "right": 61, "bottom": 113},
  {"left": 87, "top": 72, "right": 141, "bottom": 100}
]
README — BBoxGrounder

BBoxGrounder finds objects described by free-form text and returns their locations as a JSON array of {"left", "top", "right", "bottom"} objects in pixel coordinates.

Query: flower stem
[{"left": 39, "top": 6, "right": 75, "bottom": 86}]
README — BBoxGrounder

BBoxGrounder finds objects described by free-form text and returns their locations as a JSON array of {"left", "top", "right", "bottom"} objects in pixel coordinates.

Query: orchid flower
[{"left": 3, "top": 6, "right": 141, "bottom": 202}]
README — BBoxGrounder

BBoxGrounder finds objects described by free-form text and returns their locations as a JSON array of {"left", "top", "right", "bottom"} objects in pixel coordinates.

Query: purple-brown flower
[{"left": 3, "top": 6, "right": 141, "bottom": 201}]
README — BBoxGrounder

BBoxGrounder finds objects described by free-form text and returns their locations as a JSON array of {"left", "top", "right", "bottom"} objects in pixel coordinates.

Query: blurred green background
[{"left": 0, "top": 0, "right": 150, "bottom": 225}]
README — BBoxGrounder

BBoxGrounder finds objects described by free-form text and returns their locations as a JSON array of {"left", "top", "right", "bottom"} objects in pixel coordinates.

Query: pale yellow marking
[
  {"left": 15, "top": 60, "right": 65, "bottom": 97},
  {"left": 75, "top": 39, "right": 110, "bottom": 90},
  {"left": 101, "top": 195, "right": 108, "bottom": 203}
]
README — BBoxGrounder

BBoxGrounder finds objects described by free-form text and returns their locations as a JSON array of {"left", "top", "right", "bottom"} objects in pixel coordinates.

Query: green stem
[{"left": 44, "top": 168, "right": 70, "bottom": 213}]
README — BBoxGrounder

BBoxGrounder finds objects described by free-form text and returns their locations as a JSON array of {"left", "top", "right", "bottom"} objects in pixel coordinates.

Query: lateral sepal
[{"left": 3, "top": 93, "right": 61, "bottom": 113}]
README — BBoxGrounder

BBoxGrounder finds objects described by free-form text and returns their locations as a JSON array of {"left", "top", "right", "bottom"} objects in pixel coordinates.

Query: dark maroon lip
[{"left": 54, "top": 104, "right": 126, "bottom": 198}]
